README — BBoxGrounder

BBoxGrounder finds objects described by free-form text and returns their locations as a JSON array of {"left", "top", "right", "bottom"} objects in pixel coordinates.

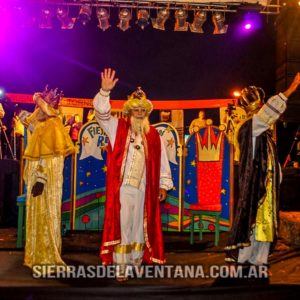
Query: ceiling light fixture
[
  {"left": 96, "top": 8, "right": 110, "bottom": 31},
  {"left": 118, "top": 8, "right": 132, "bottom": 31},
  {"left": 189, "top": 10, "right": 206, "bottom": 33},
  {"left": 152, "top": 8, "right": 169, "bottom": 30},
  {"left": 174, "top": 8, "right": 188, "bottom": 31},
  {"left": 212, "top": 11, "right": 228, "bottom": 34},
  {"left": 136, "top": 9, "right": 150, "bottom": 30}
]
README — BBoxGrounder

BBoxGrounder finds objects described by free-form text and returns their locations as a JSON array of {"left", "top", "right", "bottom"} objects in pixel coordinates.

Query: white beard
[{"left": 130, "top": 116, "right": 150, "bottom": 135}]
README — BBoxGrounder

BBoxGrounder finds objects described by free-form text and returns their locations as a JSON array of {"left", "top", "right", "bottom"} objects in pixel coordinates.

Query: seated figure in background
[{"left": 189, "top": 110, "right": 206, "bottom": 134}]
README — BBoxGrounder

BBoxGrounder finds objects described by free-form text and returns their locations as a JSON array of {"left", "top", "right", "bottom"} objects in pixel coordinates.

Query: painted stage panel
[
  {"left": 62, "top": 121, "right": 108, "bottom": 231},
  {"left": 154, "top": 122, "right": 182, "bottom": 232},
  {"left": 183, "top": 124, "right": 232, "bottom": 233}
]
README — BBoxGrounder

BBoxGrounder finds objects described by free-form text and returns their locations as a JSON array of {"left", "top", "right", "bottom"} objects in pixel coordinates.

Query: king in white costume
[{"left": 93, "top": 69, "right": 173, "bottom": 281}]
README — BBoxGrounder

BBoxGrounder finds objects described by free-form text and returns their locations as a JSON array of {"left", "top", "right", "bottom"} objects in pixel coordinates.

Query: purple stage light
[
  {"left": 234, "top": 12, "right": 262, "bottom": 37},
  {"left": 244, "top": 23, "right": 252, "bottom": 30}
]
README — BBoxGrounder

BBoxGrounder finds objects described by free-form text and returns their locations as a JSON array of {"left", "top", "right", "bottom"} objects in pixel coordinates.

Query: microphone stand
[
  {"left": 0, "top": 119, "right": 16, "bottom": 160},
  {"left": 283, "top": 124, "right": 300, "bottom": 168},
  {"left": 13, "top": 125, "right": 16, "bottom": 159}
]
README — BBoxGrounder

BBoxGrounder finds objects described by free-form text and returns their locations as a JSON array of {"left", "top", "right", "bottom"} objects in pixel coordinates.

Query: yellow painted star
[
  {"left": 102, "top": 165, "right": 107, "bottom": 173},
  {"left": 100, "top": 145, "right": 108, "bottom": 152},
  {"left": 221, "top": 188, "right": 226, "bottom": 195},
  {"left": 191, "top": 160, "right": 196, "bottom": 167},
  {"left": 167, "top": 138, "right": 175, "bottom": 148},
  {"left": 166, "top": 126, "right": 172, "bottom": 133},
  {"left": 82, "top": 136, "right": 89, "bottom": 146}
]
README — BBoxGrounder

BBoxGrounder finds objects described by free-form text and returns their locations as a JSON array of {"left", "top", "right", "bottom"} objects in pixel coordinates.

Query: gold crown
[
  {"left": 123, "top": 87, "right": 153, "bottom": 115},
  {"left": 196, "top": 126, "right": 224, "bottom": 162},
  {"left": 238, "top": 86, "right": 265, "bottom": 114},
  {"left": 42, "top": 85, "right": 63, "bottom": 104}
]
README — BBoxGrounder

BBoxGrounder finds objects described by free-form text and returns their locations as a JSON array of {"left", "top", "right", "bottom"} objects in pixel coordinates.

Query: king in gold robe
[{"left": 21, "top": 88, "right": 74, "bottom": 274}]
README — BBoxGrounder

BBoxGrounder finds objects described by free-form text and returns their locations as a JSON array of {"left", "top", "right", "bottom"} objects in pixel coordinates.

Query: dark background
[{"left": 0, "top": 9, "right": 277, "bottom": 100}]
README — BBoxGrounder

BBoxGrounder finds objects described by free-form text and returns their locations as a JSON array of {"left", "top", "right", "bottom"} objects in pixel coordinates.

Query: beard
[{"left": 130, "top": 115, "right": 150, "bottom": 135}]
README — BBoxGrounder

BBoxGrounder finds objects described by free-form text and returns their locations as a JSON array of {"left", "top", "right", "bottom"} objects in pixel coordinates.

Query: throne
[{"left": 188, "top": 124, "right": 225, "bottom": 246}]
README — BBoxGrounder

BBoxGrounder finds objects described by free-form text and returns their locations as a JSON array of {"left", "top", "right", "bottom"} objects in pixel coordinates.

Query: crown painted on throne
[{"left": 196, "top": 124, "right": 224, "bottom": 162}]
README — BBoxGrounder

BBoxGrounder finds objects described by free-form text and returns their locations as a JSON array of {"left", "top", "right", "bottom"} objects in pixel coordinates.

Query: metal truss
[{"left": 4, "top": 1, "right": 282, "bottom": 15}]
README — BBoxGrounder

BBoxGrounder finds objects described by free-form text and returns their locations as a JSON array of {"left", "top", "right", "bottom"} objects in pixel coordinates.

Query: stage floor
[{"left": 0, "top": 228, "right": 300, "bottom": 299}]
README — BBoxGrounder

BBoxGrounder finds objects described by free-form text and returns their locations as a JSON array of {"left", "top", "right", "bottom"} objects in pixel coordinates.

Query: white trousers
[
  {"left": 238, "top": 229, "right": 271, "bottom": 265},
  {"left": 113, "top": 185, "right": 145, "bottom": 266}
]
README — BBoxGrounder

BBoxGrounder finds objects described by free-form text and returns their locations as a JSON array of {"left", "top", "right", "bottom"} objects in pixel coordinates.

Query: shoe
[
  {"left": 116, "top": 275, "right": 128, "bottom": 282},
  {"left": 116, "top": 264, "right": 128, "bottom": 282}
]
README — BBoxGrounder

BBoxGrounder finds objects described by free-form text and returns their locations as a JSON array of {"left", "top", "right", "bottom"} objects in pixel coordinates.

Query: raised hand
[
  {"left": 101, "top": 68, "right": 119, "bottom": 92},
  {"left": 283, "top": 72, "right": 300, "bottom": 98}
]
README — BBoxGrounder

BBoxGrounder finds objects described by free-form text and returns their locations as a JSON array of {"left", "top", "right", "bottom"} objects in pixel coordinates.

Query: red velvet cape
[{"left": 100, "top": 118, "right": 165, "bottom": 264}]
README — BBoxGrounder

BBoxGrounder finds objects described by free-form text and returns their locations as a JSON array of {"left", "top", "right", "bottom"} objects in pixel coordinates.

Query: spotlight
[
  {"left": 189, "top": 10, "right": 206, "bottom": 33},
  {"left": 136, "top": 9, "right": 150, "bottom": 30},
  {"left": 96, "top": 8, "right": 110, "bottom": 31},
  {"left": 78, "top": 4, "right": 92, "bottom": 26},
  {"left": 233, "top": 90, "right": 241, "bottom": 98},
  {"left": 0, "top": 88, "right": 5, "bottom": 99},
  {"left": 282, "top": 1, "right": 300, "bottom": 7},
  {"left": 39, "top": 7, "right": 53, "bottom": 29},
  {"left": 212, "top": 12, "right": 228, "bottom": 34},
  {"left": 152, "top": 8, "right": 169, "bottom": 30},
  {"left": 174, "top": 9, "right": 188, "bottom": 31},
  {"left": 241, "top": 12, "right": 262, "bottom": 33},
  {"left": 244, "top": 23, "right": 252, "bottom": 30},
  {"left": 56, "top": 6, "right": 75, "bottom": 29},
  {"left": 118, "top": 8, "right": 132, "bottom": 32}
]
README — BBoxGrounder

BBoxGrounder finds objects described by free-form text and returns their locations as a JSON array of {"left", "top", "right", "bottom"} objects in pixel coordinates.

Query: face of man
[
  {"left": 131, "top": 107, "right": 147, "bottom": 120},
  {"left": 130, "top": 107, "right": 150, "bottom": 135}
]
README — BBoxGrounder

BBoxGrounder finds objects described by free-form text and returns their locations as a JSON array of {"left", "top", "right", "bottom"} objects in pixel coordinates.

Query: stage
[{"left": 0, "top": 228, "right": 299, "bottom": 299}]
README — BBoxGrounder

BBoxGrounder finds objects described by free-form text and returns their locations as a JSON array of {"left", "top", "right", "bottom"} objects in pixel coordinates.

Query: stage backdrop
[
  {"left": 61, "top": 120, "right": 233, "bottom": 232},
  {"left": 15, "top": 95, "right": 235, "bottom": 233}
]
